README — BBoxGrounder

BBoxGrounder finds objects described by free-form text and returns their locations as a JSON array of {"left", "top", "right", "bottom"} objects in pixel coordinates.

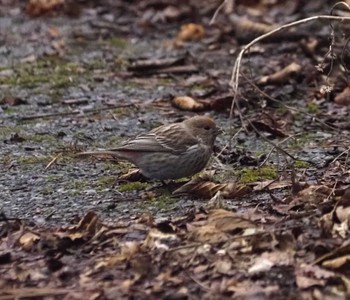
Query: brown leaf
[
  {"left": 322, "top": 255, "right": 350, "bottom": 270},
  {"left": 187, "top": 224, "right": 229, "bottom": 243},
  {"left": 250, "top": 111, "right": 291, "bottom": 137},
  {"left": 54, "top": 211, "right": 104, "bottom": 241},
  {"left": 1, "top": 96, "right": 27, "bottom": 106},
  {"left": 143, "top": 228, "right": 179, "bottom": 250},
  {"left": 26, "top": 0, "right": 64, "bottom": 16},
  {"left": 19, "top": 232, "right": 40, "bottom": 250},
  {"left": 47, "top": 26, "right": 61, "bottom": 38},
  {"left": 208, "top": 209, "right": 256, "bottom": 232},
  {"left": 334, "top": 87, "right": 350, "bottom": 106},
  {"left": 119, "top": 169, "right": 147, "bottom": 182},
  {"left": 171, "top": 96, "right": 210, "bottom": 112},
  {"left": 95, "top": 241, "right": 141, "bottom": 269},
  {"left": 176, "top": 23, "right": 205, "bottom": 43},
  {"left": 173, "top": 177, "right": 252, "bottom": 199},
  {"left": 214, "top": 259, "right": 233, "bottom": 275},
  {"left": 253, "top": 179, "right": 292, "bottom": 191},
  {"left": 258, "top": 62, "right": 302, "bottom": 85}
]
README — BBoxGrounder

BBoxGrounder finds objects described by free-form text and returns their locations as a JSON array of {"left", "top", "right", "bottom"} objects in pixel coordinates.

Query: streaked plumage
[{"left": 77, "top": 116, "right": 221, "bottom": 180}]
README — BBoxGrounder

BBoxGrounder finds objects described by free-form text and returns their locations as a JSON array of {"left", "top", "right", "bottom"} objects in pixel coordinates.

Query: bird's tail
[{"left": 75, "top": 150, "right": 121, "bottom": 158}]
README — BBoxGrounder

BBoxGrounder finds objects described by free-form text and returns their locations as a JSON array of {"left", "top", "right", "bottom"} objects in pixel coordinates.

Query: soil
[{"left": 1, "top": 0, "right": 350, "bottom": 299}]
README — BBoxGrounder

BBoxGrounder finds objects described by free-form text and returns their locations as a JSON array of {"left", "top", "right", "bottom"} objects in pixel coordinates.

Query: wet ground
[
  {"left": 0, "top": 0, "right": 349, "bottom": 226},
  {"left": 2, "top": 1, "right": 350, "bottom": 299}
]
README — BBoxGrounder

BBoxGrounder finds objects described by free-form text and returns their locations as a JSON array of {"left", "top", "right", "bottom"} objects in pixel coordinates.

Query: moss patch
[
  {"left": 118, "top": 181, "right": 149, "bottom": 192},
  {"left": 306, "top": 102, "right": 319, "bottom": 114},
  {"left": 0, "top": 56, "right": 85, "bottom": 90},
  {"left": 293, "top": 160, "right": 310, "bottom": 168},
  {"left": 238, "top": 166, "right": 278, "bottom": 183}
]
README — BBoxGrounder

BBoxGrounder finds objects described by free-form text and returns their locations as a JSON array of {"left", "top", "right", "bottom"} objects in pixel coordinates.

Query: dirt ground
[{"left": 1, "top": 0, "right": 350, "bottom": 299}]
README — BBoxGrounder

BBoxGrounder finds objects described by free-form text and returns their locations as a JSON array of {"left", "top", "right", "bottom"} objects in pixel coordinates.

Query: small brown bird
[{"left": 77, "top": 116, "right": 221, "bottom": 180}]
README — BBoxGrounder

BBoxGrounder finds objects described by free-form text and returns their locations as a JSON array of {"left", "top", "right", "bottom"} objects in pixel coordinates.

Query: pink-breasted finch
[{"left": 77, "top": 116, "right": 221, "bottom": 180}]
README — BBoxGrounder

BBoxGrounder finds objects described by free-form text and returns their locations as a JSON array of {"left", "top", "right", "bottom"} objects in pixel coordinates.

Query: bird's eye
[{"left": 204, "top": 126, "right": 211, "bottom": 130}]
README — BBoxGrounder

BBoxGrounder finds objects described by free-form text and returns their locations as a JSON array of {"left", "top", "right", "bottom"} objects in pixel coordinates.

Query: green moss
[
  {"left": 118, "top": 181, "right": 149, "bottom": 192},
  {"left": 238, "top": 166, "right": 277, "bottom": 183},
  {"left": 16, "top": 155, "right": 49, "bottom": 165},
  {"left": 104, "top": 161, "right": 131, "bottom": 173},
  {"left": 306, "top": 102, "right": 319, "bottom": 114},
  {"left": 85, "top": 58, "right": 106, "bottom": 70},
  {"left": 41, "top": 187, "right": 54, "bottom": 195},
  {"left": 190, "top": 83, "right": 211, "bottom": 94},
  {"left": 139, "top": 190, "right": 175, "bottom": 210},
  {"left": 0, "top": 126, "right": 21, "bottom": 138},
  {"left": 107, "top": 37, "right": 129, "bottom": 49},
  {"left": 3, "top": 107, "right": 17, "bottom": 114},
  {"left": 275, "top": 106, "right": 289, "bottom": 114},
  {"left": 289, "top": 133, "right": 312, "bottom": 150},
  {"left": 157, "top": 78, "right": 174, "bottom": 85},
  {"left": 31, "top": 133, "right": 57, "bottom": 144},
  {"left": 68, "top": 180, "right": 88, "bottom": 195},
  {"left": 46, "top": 175, "right": 60, "bottom": 182},
  {"left": 111, "top": 107, "right": 134, "bottom": 117},
  {"left": 0, "top": 56, "right": 85, "bottom": 90},
  {"left": 293, "top": 160, "right": 310, "bottom": 168},
  {"left": 96, "top": 176, "right": 116, "bottom": 187},
  {"left": 147, "top": 193, "right": 175, "bottom": 209}
]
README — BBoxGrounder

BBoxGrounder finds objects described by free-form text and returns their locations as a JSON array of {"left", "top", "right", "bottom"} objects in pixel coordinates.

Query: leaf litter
[{"left": 1, "top": 0, "right": 350, "bottom": 298}]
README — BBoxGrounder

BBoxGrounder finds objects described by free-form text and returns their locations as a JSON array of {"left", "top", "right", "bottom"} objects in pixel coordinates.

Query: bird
[{"left": 76, "top": 115, "right": 221, "bottom": 180}]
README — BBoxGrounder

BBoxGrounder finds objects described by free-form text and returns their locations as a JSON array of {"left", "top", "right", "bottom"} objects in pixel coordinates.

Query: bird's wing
[{"left": 114, "top": 124, "right": 198, "bottom": 154}]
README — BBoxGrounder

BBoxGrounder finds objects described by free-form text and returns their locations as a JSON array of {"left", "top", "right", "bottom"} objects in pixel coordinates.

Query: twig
[
  {"left": 259, "top": 134, "right": 302, "bottom": 167},
  {"left": 209, "top": 0, "right": 228, "bottom": 25},
  {"left": 240, "top": 72, "right": 339, "bottom": 131},
  {"left": 45, "top": 153, "right": 62, "bottom": 170},
  {"left": 328, "top": 147, "right": 350, "bottom": 167},
  {"left": 229, "top": 15, "right": 350, "bottom": 120},
  {"left": 186, "top": 272, "right": 211, "bottom": 292}
]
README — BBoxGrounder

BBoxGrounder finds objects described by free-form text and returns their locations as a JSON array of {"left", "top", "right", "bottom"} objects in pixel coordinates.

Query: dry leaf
[
  {"left": 171, "top": 96, "right": 209, "bottom": 112},
  {"left": 143, "top": 228, "right": 179, "bottom": 250},
  {"left": 188, "top": 224, "right": 229, "bottom": 243},
  {"left": 173, "top": 177, "right": 252, "bottom": 199},
  {"left": 119, "top": 169, "right": 146, "bottom": 182},
  {"left": 95, "top": 241, "right": 141, "bottom": 269},
  {"left": 19, "top": 232, "right": 40, "bottom": 250},
  {"left": 334, "top": 87, "right": 350, "bottom": 106},
  {"left": 176, "top": 23, "right": 205, "bottom": 43},
  {"left": 258, "top": 62, "right": 301, "bottom": 85},
  {"left": 47, "top": 26, "right": 61, "bottom": 38},
  {"left": 26, "top": 0, "right": 64, "bottom": 16},
  {"left": 322, "top": 255, "right": 350, "bottom": 270},
  {"left": 208, "top": 209, "right": 256, "bottom": 232},
  {"left": 215, "top": 259, "right": 233, "bottom": 275}
]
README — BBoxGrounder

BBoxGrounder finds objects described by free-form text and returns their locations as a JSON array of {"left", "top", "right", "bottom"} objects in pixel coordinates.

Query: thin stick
[
  {"left": 240, "top": 72, "right": 339, "bottom": 131},
  {"left": 229, "top": 15, "right": 350, "bottom": 119},
  {"left": 209, "top": 0, "right": 228, "bottom": 25}
]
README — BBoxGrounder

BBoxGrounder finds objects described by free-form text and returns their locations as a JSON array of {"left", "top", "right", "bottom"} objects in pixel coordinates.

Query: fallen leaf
[
  {"left": 171, "top": 96, "right": 210, "bottom": 112},
  {"left": 1, "top": 96, "right": 27, "bottom": 106},
  {"left": 187, "top": 224, "right": 229, "bottom": 243},
  {"left": 208, "top": 209, "right": 256, "bottom": 232},
  {"left": 258, "top": 62, "right": 301, "bottom": 85},
  {"left": 322, "top": 255, "right": 350, "bottom": 270},
  {"left": 19, "top": 232, "right": 40, "bottom": 250},
  {"left": 176, "top": 23, "right": 205, "bottom": 43},
  {"left": 26, "top": 0, "right": 64, "bottom": 16},
  {"left": 215, "top": 259, "right": 233, "bottom": 275},
  {"left": 335, "top": 87, "right": 350, "bottom": 106},
  {"left": 173, "top": 177, "right": 252, "bottom": 199}
]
